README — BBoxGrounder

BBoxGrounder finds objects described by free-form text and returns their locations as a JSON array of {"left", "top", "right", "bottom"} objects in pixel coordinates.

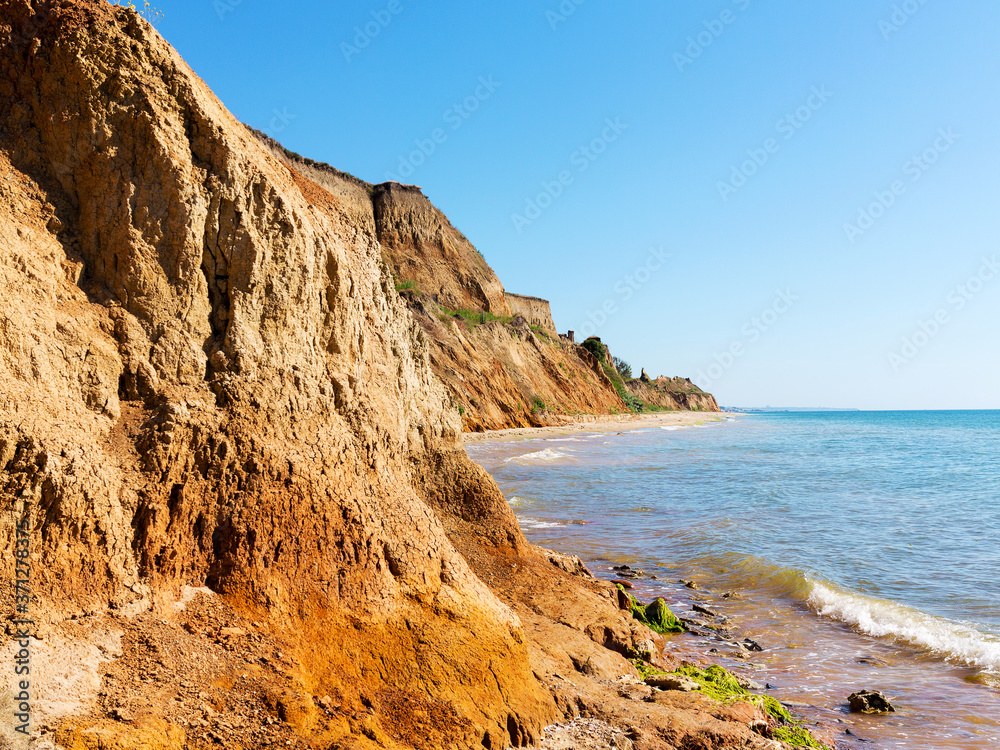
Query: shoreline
[
  {"left": 463, "top": 410, "right": 728, "bottom": 444},
  {"left": 466, "top": 413, "right": 895, "bottom": 750}
]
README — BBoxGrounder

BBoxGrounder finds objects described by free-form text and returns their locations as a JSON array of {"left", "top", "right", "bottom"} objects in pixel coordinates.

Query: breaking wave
[
  {"left": 504, "top": 448, "right": 571, "bottom": 463},
  {"left": 729, "top": 556, "right": 1000, "bottom": 673}
]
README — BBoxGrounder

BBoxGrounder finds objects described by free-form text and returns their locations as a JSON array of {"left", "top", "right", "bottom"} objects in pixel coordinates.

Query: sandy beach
[{"left": 463, "top": 411, "right": 726, "bottom": 444}]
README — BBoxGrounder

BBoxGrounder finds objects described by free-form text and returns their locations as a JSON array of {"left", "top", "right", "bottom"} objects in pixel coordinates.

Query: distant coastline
[{"left": 723, "top": 406, "right": 860, "bottom": 412}]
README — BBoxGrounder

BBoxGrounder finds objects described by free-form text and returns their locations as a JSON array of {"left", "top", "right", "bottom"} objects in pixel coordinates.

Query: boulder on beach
[{"left": 848, "top": 690, "right": 896, "bottom": 713}]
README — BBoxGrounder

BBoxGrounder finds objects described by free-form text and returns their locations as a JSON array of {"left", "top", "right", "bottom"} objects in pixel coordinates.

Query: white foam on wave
[
  {"left": 659, "top": 425, "right": 688, "bottom": 431},
  {"left": 504, "top": 448, "right": 570, "bottom": 463},
  {"left": 544, "top": 437, "right": 581, "bottom": 443},
  {"left": 518, "top": 517, "right": 565, "bottom": 530},
  {"left": 807, "top": 578, "right": 1000, "bottom": 672}
]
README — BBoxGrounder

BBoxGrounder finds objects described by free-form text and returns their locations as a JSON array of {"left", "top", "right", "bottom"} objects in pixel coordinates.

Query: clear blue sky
[{"left": 148, "top": 0, "right": 999, "bottom": 409}]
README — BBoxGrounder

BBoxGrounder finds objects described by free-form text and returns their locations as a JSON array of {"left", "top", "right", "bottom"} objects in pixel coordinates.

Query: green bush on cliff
[
  {"left": 581, "top": 339, "right": 645, "bottom": 413},
  {"left": 613, "top": 356, "right": 632, "bottom": 379},
  {"left": 622, "top": 391, "right": 645, "bottom": 412},
  {"left": 581, "top": 337, "right": 605, "bottom": 359},
  {"left": 435, "top": 306, "right": 513, "bottom": 328}
]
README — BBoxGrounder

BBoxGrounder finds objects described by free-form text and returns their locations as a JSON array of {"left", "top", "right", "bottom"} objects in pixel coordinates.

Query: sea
[{"left": 465, "top": 411, "right": 1000, "bottom": 749}]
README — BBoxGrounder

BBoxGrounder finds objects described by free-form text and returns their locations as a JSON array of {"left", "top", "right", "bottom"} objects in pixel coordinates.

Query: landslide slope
[{"left": 0, "top": 2, "right": 553, "bottom": 746}]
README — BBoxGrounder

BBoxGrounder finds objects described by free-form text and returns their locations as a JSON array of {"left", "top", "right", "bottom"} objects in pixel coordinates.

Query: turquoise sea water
[{"left": 467, "top": 411, "right": 1000, "bottom": 749}]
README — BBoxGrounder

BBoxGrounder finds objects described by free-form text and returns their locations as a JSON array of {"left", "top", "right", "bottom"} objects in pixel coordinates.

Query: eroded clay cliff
[{"left": 0, "top": 1, "right": 551, "bottom": 745}]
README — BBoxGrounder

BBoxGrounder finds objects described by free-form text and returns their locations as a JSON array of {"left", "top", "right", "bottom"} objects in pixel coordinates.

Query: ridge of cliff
[
  {"left": 248, "top": 140, "right": 721, "bottom": 429},
  {"left": 248, "top": 132, "right": 638, "bottom": 431}
]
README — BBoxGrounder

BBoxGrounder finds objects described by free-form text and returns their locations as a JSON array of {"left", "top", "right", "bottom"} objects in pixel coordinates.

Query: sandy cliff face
[
  {"left": 0, "top": 7, "right": 768, "bottom": 750},
  {"left": 503, "top": 293, "right": 558, "bottom": 337},
  {"left": 373, "top": 182, "right": 510, "bottom": 316},
  {"left": 625, "top": 376, "right": 720, "bottom": 412},
  {"left": 0, "top": 1, "right": 551, "bottom": 746},
  {"left": 406, "top": 297, "right": 626, "bottom": 432},
  {"left": 242, "top": 147, "right": 631, "bottom": 431},
  {"left": 372, "top": 190, "right": 632, "bottom": 430}
]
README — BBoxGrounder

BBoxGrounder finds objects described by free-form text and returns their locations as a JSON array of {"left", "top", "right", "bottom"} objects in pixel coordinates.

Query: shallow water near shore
[{"left": 467, "top": 410, "right": 1000, "bottom": 749}]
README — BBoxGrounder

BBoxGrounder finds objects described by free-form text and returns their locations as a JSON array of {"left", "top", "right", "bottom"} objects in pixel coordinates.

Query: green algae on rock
[
  {"left": 619, "top": 587, "right": 686, "bottom": 634},
  {"left": 674, "top": 665, "right": 746, "bottom": 702},
  {"left": 773, "top": 725, "right": 830, "bottom": 749},
  {"left": 642, "top": 597, "right": 686, "bottom": 634},
  {"left": 672, "top": 665, "right": 829, "bottom": 749}
]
